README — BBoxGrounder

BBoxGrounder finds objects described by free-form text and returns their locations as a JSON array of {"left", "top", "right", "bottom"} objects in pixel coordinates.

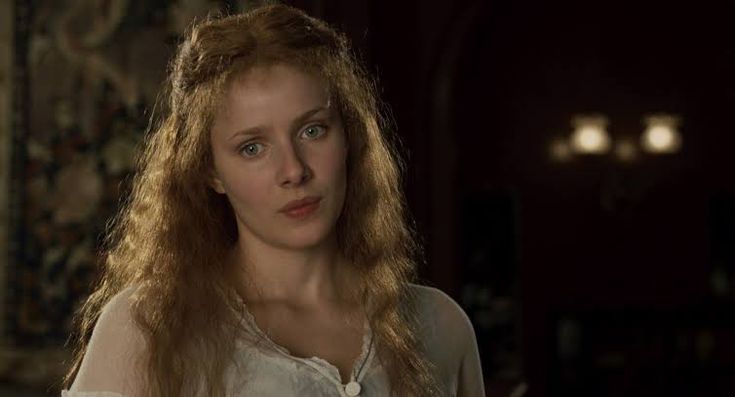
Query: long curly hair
[{"left": 64, "top": 4, "right": 438, "bottom": 396}]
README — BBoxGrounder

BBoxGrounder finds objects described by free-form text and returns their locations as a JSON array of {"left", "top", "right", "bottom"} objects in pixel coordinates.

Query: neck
[{"left": 229, "top": 232, "right": 355, "bottom": 307}]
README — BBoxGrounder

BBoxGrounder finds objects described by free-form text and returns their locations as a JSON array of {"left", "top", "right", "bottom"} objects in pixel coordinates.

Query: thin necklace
[
  {"left": 355, "top": 331, "right": 374, "bottom": 377},
  {"left": 344, "top": 329, "right": 373, "bottom": 397}
]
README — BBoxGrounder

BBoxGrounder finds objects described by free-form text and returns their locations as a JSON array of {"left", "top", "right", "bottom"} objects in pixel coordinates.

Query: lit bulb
[
  {"left": 570, "top": 115, "right": 611, "bottom": 154},
  {"left": 641, "top": 114, "right": 681, "bottom": 154}
]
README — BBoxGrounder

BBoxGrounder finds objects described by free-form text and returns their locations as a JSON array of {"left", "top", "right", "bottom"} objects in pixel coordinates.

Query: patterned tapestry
[
  {"left": 5, "top": 0, "right": 253, "bottom": 348},
  {"left": 0, "top": 0, "right": 13, "bottom": 348}
]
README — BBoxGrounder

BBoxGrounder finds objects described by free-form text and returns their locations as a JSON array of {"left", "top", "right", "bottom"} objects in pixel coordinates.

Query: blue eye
[
  {"left": 240, "top": 142, "right": 263, "bottom": 157},
  {"left": 301, "top": 125, "right": 326, "bottom": 139}
]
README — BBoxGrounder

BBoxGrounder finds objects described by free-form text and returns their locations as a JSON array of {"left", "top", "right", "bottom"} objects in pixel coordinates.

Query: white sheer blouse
[{"left": 63, "top": 284, "right": 485, "bottom": 396}]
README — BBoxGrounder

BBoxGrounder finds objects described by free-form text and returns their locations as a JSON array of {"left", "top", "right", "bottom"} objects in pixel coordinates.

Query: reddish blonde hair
[{"left": 65, "top": 4, "right": 438, "bottom": 396}]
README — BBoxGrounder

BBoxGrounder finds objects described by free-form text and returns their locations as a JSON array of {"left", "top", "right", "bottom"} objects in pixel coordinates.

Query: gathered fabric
[{"left": 63, "top": 284, "right": 484, "bottom": 396}]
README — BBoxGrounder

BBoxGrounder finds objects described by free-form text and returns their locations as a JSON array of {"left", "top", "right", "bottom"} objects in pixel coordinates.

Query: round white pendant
[{"left": 345, "top": 381, "right": 361, "bottom": 396}]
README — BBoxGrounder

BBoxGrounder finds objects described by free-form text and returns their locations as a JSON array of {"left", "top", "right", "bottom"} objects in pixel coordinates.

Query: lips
[{"left": 279, "top": 196, "right": 322, "bottom": 213}]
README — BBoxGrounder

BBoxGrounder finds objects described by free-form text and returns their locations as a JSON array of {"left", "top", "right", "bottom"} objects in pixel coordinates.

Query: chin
[
  {"left": 279, "top": 223, "right": 336, "bottom": 250},
  {"left": 285, "top": 233, "right": 331, "bottom": 250}
]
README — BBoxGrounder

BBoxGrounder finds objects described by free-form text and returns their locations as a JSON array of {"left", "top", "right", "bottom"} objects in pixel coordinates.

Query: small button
[{"left": 345, "top": 381, "right": 361, "bottom": 396}]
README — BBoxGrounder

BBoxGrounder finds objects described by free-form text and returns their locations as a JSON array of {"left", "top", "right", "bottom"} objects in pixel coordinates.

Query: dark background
[
  {"left": 292, "top": 0, "right": 735, "bottom": 395},
  {"left": 3, "top": 0, "right": 735, "bottom": 396}
]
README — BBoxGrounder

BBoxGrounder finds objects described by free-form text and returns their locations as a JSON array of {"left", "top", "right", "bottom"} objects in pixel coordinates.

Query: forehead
[{"left": 221, "top": 63, "right": 330, "bottom": 113}]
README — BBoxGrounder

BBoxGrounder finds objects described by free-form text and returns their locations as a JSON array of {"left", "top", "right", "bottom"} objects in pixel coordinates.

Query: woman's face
[{"left": 210, "top": 63, "right": 348, "bottom": 251}]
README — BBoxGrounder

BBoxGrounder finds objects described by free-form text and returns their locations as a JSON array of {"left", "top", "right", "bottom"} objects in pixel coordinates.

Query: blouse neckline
[{"left": 233, "top": 295, "right": 376, "bottom": 386}]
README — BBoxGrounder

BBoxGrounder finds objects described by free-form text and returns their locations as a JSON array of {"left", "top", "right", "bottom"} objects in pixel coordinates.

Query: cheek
[
  {"left": 218, "top": 165, "right": 273, "bottom": 211},
  {"left": 327, "top": 134, "right": 349, "bottom": 172},
  {"left": 319, "top": 147, "right": 348, "bottom": 183}
]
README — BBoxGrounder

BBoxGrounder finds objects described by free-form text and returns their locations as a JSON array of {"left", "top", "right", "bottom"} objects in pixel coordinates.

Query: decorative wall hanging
[{"left": 2, "top": 0, "right": 253, "bottom": 387}]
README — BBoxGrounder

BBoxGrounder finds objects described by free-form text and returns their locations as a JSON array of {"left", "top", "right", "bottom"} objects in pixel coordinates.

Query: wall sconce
[
  {"left": 641, "top": 114, "right": 682, "bottom": 154},
  {"left": 570, "top": 114, "right": 611, "bottom": 154},
  {"left": 548, "top": 112, "right": 684, "bottom": 212},
  {"left": 550, "top": 113, "right": 682, "bottom": 163}
]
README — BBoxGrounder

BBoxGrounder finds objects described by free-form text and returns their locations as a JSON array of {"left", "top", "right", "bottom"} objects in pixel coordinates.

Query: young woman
[{"left": 63, "top": 4, "right": 484, "bottom": 396}]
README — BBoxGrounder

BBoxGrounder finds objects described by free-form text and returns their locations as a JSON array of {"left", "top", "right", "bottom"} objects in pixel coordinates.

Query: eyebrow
[{"left": 227, "top": 106, "right": 331, "bottom": 141}]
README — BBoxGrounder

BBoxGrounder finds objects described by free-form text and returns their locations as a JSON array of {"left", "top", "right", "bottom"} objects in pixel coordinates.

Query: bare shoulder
[{"left": 70, "top": 286, "right": 147, "bottom": 395}]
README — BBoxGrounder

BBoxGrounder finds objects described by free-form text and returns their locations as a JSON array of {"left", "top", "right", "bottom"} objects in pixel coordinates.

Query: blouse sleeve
[
  {"left": 64, "top": 287, "right": 146, "bottom": 397},
  {"left": 416, "top": 285, "right": 486, "bottom": 397},
  {"left": 456, "top": 316, "right": 485, "bottom": 397}
]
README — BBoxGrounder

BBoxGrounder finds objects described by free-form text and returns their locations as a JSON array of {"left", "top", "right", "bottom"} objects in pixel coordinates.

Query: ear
[{"left": 209, "top": 170, "right": 226, "bottom": 194}]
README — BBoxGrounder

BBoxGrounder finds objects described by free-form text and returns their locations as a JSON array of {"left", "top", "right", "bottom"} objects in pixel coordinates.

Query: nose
[{"left": 278, "top": 142, "right": 311, "bottom": 187}]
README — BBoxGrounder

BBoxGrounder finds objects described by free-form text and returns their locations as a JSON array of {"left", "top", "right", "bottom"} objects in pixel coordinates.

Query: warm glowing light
[
  {"left": 614, "top": 139, "right": 638, "bottom": 162},
  {"left": 570, "top": 115, "right": 611, "bottom": 154},
  {"left": 550, "top": 137, "right": 573, "bottom": 162},
  {"left": 641, "top": 114, "right": 681, "bottom": 154}
]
